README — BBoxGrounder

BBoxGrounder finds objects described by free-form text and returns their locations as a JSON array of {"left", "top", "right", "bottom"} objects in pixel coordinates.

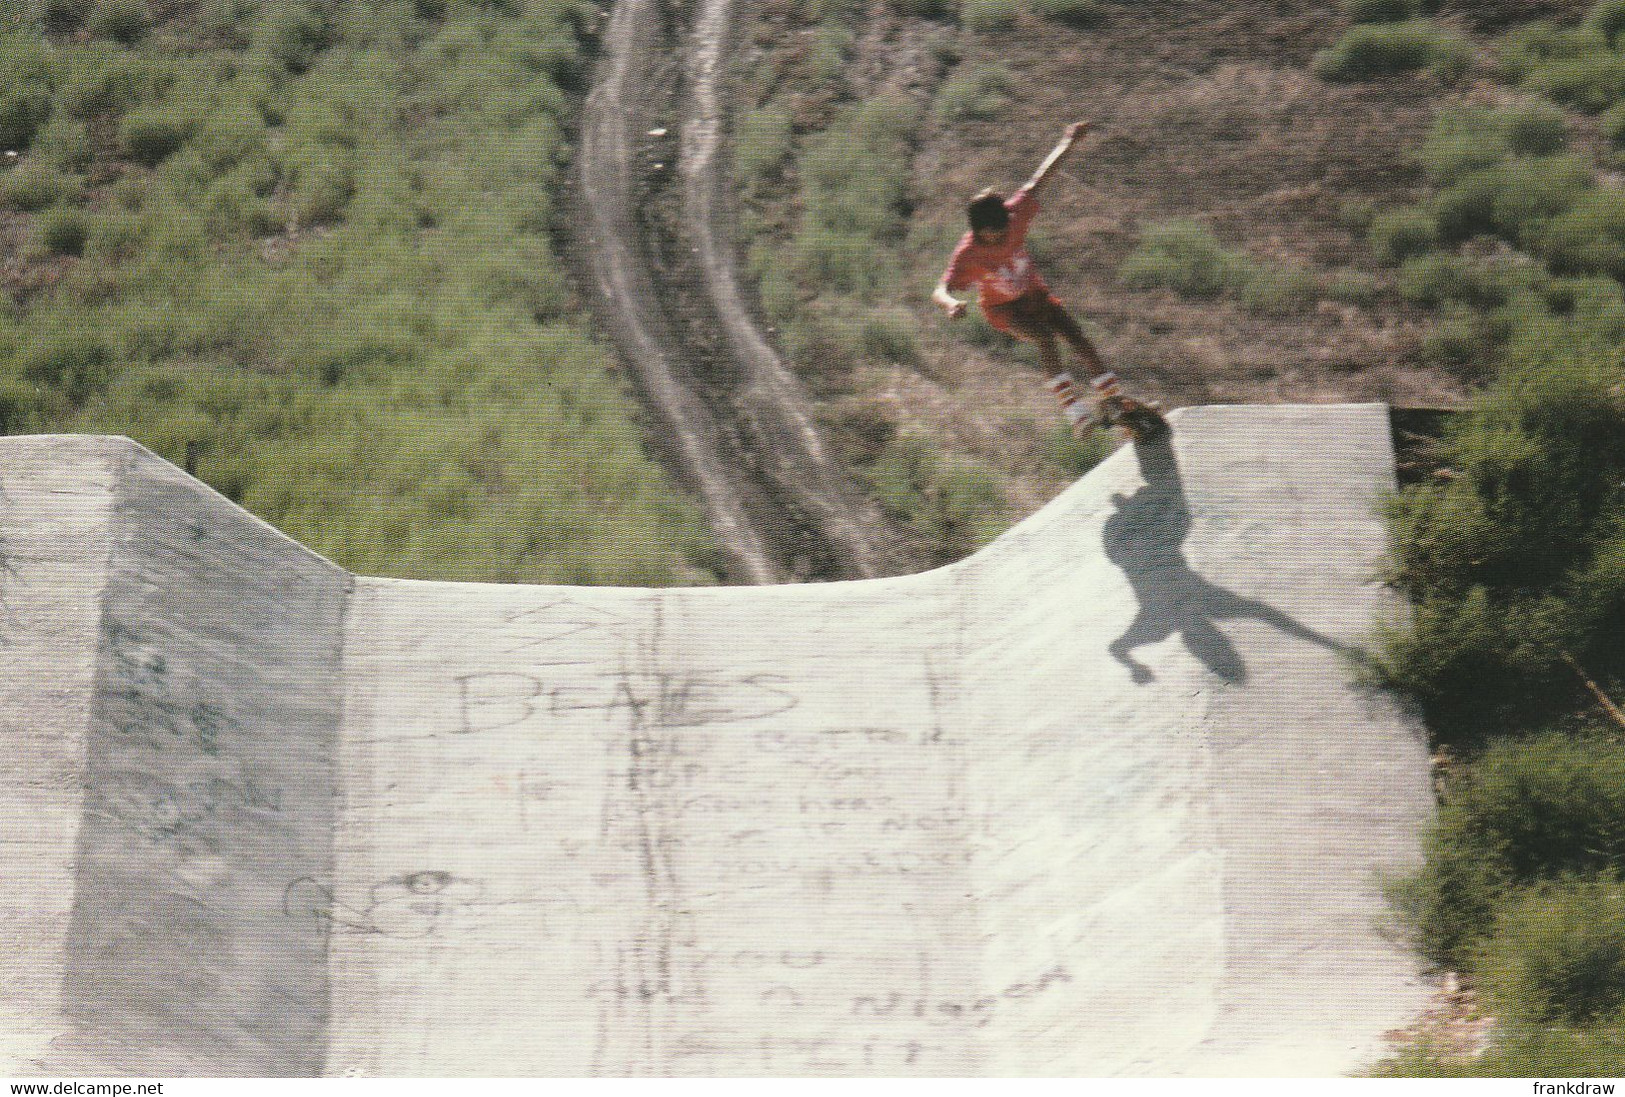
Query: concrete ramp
[{"left": 1, "top": 405, "right": 1433, "bottom": 1077}]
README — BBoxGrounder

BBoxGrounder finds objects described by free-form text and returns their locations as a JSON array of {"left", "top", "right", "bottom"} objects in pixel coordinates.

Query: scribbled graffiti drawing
[
  {"left": 367, "top": 871, "right": 486, "bottom": 938},
  {"left": 498, "top": 598, "right": 629, "bottom": 655},
  {"left": 282, "top": 871, "right": 486, "bottom": 940}
]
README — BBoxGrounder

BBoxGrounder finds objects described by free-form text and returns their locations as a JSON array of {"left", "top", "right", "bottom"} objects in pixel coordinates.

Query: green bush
[
  {"left": 1431, "top": 158, "right": 1591, "bottom": 247},
  {"left": 1324, "top": 269, "right": 1380, "bottom": 306},
  {"left": 1419, "top": 103, "right": 1568, "bottom": 182},
  {"left": 0, "top": 88, "right": 51, "bottom": 153},
  {"left": 120, "top": 108, "right": 195, "bottom": 166},
  {"left": 1377, "top": 371, "right": 1625, "bottom": 739},
  {"left": 1372, "top": 1021, "right": 1625, "bottom": 1077},
  {"left": 862, "top": 432, "right": 1006, "bottom": 562},
  {"left": 807, "top": 23, "right": 851, "bottom": 82},
  {"left": 1388, "top": 735, "right": 1625, "bottom": 965},
  {"left": 1418, "top": 106, "right": 1511, "bottom": 184},
  {"left": 1601, "top": 101, "right": 1625, "bottom": 147},
  {"left": 1486, "top": 156, "right": 1592, "bottom": 244},
  {"left": 37, "top": 0, "right": 94, "bottom": 31},
  {"left": 1369, "top": 207, "right": 1438, "bottom": 265},
  {"left": 1523, "top": 52, "right": 1625, "bottom": 114},
  {"left": 1119, "top": 219, "right": 1248, "bottom": 299},
  {"left": 1538, "top": 191, "right": 1625, "bottom": 278},
  {"left": 88, "top": 0, "right": 153, "bottom": 43},
  {"left": 1480, "top": 877, "right": 1625, "bottom": 1027},
  {"left": 1418, "top": 307, "right": 1495, "bottom": 370},
  {"left": 787, "top": 96, "right": 916, "bottom": 299},
  {"left": 0, "top": 164, "right": 83, "bottom": 212},
  {"left": 1505, "top": 101, "right": 1569, "bottom": 156},
  {"left": 254, "top": 1, "right": 335, "bottom": 74},
  {"left": 1342, "top": 0, "right": 1417, "bottom": 23},
  {"left": 735, "top": 103, "right": 793, "bottom": 182},
  {"left": 34, "top": 117, "right": 94, "bottom": 173},
  {"left": 1032, "top": 0, "right": 1103, "bottom": 26},
  {"left": 1238, "top": 264, "right": 1322, "bottom": 316},
  {"left": 34, "top": 207, "right": 90, "bottom": 257},
  {"left": 933, "top": 62, "right": 1012, "bottom": 123},
  {"left": 960, "top": 0, "right": 1018, "bottom": 32},
  {"left": 1396, "top": 255, "right": 1492, "bottom": 308},
  {"left": 1586, "top": 0, "right": 1625, "bottom": 47},
  {"left": 19, "top": 332, "right": 115, "bottom": 405},
  {"left": 1496, "top": 22, "right": 1608, "bottom": 84},
  {"left": 1312, "top": 20, "right": 1470, "bottom": 83}
]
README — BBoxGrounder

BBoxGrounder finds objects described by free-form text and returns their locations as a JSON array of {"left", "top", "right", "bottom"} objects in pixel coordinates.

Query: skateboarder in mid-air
[{"left": 932, "top": 121, "right": 1163, "bottom": 439}]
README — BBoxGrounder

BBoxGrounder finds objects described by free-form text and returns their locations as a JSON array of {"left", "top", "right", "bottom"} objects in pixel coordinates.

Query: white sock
[{"left": 1047, "top": 372, "right": 1084, "bottom": 419}]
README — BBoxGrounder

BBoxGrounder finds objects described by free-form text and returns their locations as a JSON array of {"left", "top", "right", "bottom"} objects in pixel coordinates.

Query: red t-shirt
[{"left": 941, "top": 187, "right": 1049, "bottom": 308}]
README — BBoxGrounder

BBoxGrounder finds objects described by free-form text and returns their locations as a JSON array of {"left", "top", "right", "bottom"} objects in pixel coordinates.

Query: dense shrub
[
  {"left": 960, "top": 0, "right": 1019, "bottom": 32},
  {"left": 1313, "top": 20, "right": 1470, "bottom": 83},
  {"left": 1119, "top": 219, "right": 1247, "bottom": 299},
  {"left": 735, "top": 103, "right": 792, "bottom": 182},
  {"left": 1389, "top": 735, "right": 1625, "bottom": 966},
  {"left": 1505, "top": 100, "right": 1569, "bottom": 155},
  {"left": 1238, "top": 264, "right": 1322, "bottom": 315},
  {"left": 1538, "top": 191, "right": 1625, "bottom": 278},
  {"left": 1032, "top": 0, "right": 1104, "bottom": 26},
  {"left": 1369, "top": 207, "right": 1439, "bottom": 265},
  {"left": 0, "top": 164, "right": 82, "bottom": 212},
  {"left": 1418, "top": 106, "right": 1514, "bottom": 184},
  {"left": 1377, "top": 337, "right": 1625, "bottom": 745},
  {"left": 88, "top": 0, "right": 153, "bottom": 43},
  {"left": 1530, "top": 53, "right": 1625, "bottom": 113},
  {"left": 1430, "top": 157, "right": 1591, "bottom": 246},
  {"left": 34, "top": 206, "right": 89, "bottom": 257},
  {"left": 18, "top": 333, "right": 114, "bottom": 405},
  {"left": 1342, "top": 0, "right": 1419, "bottom": 23},
  {"left": 1496, "top": 22, "right": 1608, "bottom": 83},
  {"left": 1481, "top": 877, "right": 1625, "bottom": 1027},
  {"left": 933, "top": 61, "right": 1012, "bottom": 122},
  {"left": 1586, "top": 0, "right": 1625, "bottom": 46},
  {"left": 1395, "top": 254, "right": 1518, "bottom": 309},
  {"left": 254, "top": 1, "right": 335, "bottom": 74},
  {"left": 862, "top": 433, "right": 1006, "bottom": 562},
  {"left": 120, "top": 107, "right": 194, "bottom": 166},
  {"left": 0, "top": 88, "right": 51, "bottom": 153}
]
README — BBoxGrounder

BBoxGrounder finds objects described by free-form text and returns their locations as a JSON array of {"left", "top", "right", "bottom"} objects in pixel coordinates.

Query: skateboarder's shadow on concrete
[{"left": 1102, "top": 434, "right": 1362, "bottom": 685}]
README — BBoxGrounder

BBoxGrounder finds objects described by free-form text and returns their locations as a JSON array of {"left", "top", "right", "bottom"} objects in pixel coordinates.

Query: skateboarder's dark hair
[{"left": 968, "top": 189, "right": 1010, "bottom": 233}]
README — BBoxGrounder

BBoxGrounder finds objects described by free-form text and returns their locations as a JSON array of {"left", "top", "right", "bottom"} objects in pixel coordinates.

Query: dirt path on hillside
[
  {"left": 575, "top": 0, "right": 783, "bottom": 584},
  {"left": 575, "top": 0, "right": 917, "bottom": 583}
]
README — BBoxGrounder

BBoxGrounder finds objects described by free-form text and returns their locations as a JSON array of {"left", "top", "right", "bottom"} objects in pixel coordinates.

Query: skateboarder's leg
[
  {"left": 1042, "top": 296, "right": 1166, "bottom": 437},
  {"left": 1032, "top": 335, "right": 1092, "bottom": 433},
  {"left": 1047, "top": 300, "right": 1107, "bottom": 378},
  {"left": 989, "top": 298, "right": 1091, "bottom": 433}
]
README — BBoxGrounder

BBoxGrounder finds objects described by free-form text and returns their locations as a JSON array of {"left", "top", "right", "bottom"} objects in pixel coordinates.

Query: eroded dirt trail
[{"left": 575, "top": 0, "right": 916, "bottom": 583}]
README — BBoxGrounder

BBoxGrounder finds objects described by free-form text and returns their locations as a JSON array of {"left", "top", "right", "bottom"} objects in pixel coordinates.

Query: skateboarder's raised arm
[{"left": 1021, "top": 121, "right": 1090, "bottom": 199}]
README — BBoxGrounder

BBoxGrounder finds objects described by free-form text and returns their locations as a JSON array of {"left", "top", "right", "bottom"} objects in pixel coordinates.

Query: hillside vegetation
[{"left": 0, "top": 0, "right": 715, "bottom": 584}]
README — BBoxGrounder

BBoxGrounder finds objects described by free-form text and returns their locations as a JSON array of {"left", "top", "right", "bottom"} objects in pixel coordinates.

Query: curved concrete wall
[{"left": 1, "top": 406, "right": 1432, "bottom": 1077}]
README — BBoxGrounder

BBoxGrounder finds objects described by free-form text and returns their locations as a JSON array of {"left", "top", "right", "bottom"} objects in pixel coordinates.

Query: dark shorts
[{"left": 981, "top": 289, "right": 1077, "bottom": 341}]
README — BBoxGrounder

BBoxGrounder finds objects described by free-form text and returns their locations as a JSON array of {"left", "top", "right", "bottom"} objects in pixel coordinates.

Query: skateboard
[{"left": 1092, "top": 395, "right": 1168, "bottom": 442}]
